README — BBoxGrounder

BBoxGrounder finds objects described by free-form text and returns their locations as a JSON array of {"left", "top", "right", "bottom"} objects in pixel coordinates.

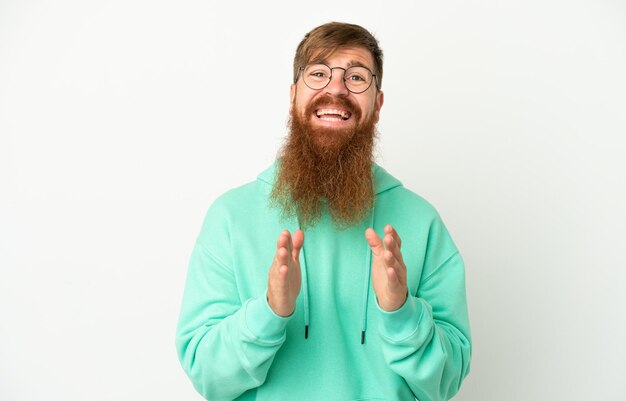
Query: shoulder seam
[
  {"left": 196, "top": 241, "right": 233, "bottom": 272},
  {"left": 421, "top": 251, "right": 460, "bottom": 284}
]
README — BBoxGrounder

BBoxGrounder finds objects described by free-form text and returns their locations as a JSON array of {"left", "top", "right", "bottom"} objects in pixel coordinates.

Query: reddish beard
[{"left": 270, "top": 94, "right": 378, "bottom": 229}]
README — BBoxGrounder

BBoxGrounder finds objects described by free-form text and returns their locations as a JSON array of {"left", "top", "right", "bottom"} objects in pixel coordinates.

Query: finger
[
  {"left": 291, "top": 230, "right": 304, "bottom": 259},
  {"left": 385, "top": 265, "right": 401, "bottom": 286},
  {"left": 365, "top": 228, "right": 384, "bottom": 256},
  {"left": 277, "top": 230, "right": 289, "bottom": 250},
  {"left": 282, "top": 230, "right": 293, "bottom": 254},
  {"left": 269, "top": 255, "right": 288, "bottom": 292},
  {"left": 275, "top": 230, "right": 291, "bottom": 264},
  {"left": 384, "top": 249, "right": 407, "bottom": 284},
  {"left": 270, "top": 261, "right": 287, "bottom": 284},
  {"left": 384, "top": 232, "right": 404, "bottom": 264},
  {"left": 277, "top": 245, "right": 289, "bottom": 267},
  {"left": 384, "top": 262, "right": 407, "bottom": 296},
  {"left": 278, "top": 263, "right": 289, "bottom": 278},
  {"left": 383, "top": 248, "right": 399, "bottom": 269},
  {"left": 384, "top": 224, "right": 402, "bottom": 248}
]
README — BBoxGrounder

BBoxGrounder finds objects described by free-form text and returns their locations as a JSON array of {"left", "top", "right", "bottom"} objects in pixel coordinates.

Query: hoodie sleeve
[
  {"left": 175, "top": 200, "right": 290, "bottom": 401},
  {"left": 377, "top": 216, "right": 472, "bottom": 401}
]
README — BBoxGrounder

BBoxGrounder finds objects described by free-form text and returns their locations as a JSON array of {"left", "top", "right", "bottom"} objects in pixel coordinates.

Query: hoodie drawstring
[
  {"left": 297, "top": 212, "right": 375, "bottom": 345},
  {"left": 300, "top": 246, "right": 310, "bottom": 339},
  {"left": 361, "top": 211, "right": 375, "bottom": 344},
  {"left": 296, "top": 217, "right": 310, "bottom": 340}
]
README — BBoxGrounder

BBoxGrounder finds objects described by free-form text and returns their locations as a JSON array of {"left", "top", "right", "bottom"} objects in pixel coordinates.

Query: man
[{"left": 176, "top": 22, "right": 471, "bottom": 401}]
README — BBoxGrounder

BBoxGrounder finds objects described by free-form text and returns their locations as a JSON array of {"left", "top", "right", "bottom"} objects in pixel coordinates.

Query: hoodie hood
[{"left": 257, "top": 160, "right": 403, "bottom": 195}]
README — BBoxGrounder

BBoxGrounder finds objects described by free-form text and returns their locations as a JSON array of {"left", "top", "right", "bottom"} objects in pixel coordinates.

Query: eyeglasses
[{"left": 297, "top": 63, "right": 378, "bottom": 94}]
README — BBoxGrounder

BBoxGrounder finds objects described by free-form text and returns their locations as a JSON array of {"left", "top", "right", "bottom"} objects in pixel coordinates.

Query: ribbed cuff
[
  {"left": 243, "top": 292, "right": 291, "bottom": 342},
  {"left": 377, "top": 295, "right": 424, "bottom": 341}
]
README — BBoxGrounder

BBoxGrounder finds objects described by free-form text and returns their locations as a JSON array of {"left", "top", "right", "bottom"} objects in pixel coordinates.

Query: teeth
[{"left": 316, "top": 108, "right": 351, "bottom": 119}]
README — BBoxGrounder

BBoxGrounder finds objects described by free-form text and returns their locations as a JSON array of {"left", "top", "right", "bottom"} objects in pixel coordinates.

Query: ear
[
  {"left": 373, "top": 90, "right": 384, "bottom": 123},
  {"left": 290, "top": 83, "right": 296, "bottom": 107}
]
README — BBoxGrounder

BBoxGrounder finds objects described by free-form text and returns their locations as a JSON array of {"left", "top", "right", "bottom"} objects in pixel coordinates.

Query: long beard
[{"left": 270, "top": 94, "right": 377, "bottom": 229}]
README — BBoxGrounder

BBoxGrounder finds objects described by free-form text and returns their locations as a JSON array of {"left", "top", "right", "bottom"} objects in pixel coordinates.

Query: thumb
[{"left": 365, "top": 228, "right": 384, "bottom": 257}]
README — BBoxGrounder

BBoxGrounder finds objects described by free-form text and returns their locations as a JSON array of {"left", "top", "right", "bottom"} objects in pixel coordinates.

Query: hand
[
  {"left": 267, "top": 229, "right": 304, "bottom": 317},
  {"left": 365, "top": 224, "right": 408, "bottom": 311}
]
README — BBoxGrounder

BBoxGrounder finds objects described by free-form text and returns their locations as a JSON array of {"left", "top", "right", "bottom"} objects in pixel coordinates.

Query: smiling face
[
  {"left": 271, "top": 46, "right": 384, "bottom": 228},
  {"left": 272, "top": 24, "right": 386, "bottom": 228},
  {"left": 290, "top": 46, "right": 384, "bottom": 146}
]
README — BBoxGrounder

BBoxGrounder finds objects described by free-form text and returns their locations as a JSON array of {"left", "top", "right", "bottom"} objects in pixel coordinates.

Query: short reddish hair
[{"left": 293, "top": 22, "right": 384, "bottom": 90}]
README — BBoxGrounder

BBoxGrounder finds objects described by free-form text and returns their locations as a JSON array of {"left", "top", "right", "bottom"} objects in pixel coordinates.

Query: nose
[{"left": 324, "top": 68, "right": 350, "bottom": 96}]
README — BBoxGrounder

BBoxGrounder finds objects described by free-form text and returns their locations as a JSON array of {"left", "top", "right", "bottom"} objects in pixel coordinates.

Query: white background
[{"left": 1, "top": 1, "right": 625, "bottom": 400}]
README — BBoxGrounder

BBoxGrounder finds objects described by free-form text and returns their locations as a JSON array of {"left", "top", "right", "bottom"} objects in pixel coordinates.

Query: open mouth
[{"left": 315, "top": 108, "right": 352, "bottom": 122}]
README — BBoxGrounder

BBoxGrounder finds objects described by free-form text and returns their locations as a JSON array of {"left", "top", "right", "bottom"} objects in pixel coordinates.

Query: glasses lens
[
  {"left": 344, "top": 66, "right": 372, "bottom": 93},
  {"left": 303, "top": 64, "right": 332, "bottom": 90},
  {"left": 301, "top": 64, "right": 374, "bottom": 93}
]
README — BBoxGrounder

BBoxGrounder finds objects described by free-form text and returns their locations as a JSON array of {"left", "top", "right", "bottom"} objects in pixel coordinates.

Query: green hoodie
[{"left": 176, "top": 162, "right": 471, "bottom": 401}]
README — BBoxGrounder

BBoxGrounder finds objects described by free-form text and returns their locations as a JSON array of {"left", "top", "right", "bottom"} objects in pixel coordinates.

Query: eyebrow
[{"left": 313, "top": 58, "right": 371, "bottom": 70}]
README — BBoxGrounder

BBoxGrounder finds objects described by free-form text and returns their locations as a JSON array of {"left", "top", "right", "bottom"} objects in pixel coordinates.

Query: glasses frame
[{"left": 296, "top": 63, "right": 379, "bottom": 94}]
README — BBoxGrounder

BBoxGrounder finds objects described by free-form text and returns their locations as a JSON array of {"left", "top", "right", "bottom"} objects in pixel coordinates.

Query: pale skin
[
  {"left": 268, "top": 47, "right": 406, "bottom": 315},
  {"left": 267, "top": 225, "right": 407, "bottom": 316},
  {"left": 267, "top": 230, "right": 305, "bottom": 317},
  {"left": 289, "top": 47, "right": 384, "bottom": 131}
]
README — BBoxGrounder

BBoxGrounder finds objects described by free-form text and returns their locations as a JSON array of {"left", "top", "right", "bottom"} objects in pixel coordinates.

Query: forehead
[{"left": 309, "top": 46, "right": 374, "bottom": 69}]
